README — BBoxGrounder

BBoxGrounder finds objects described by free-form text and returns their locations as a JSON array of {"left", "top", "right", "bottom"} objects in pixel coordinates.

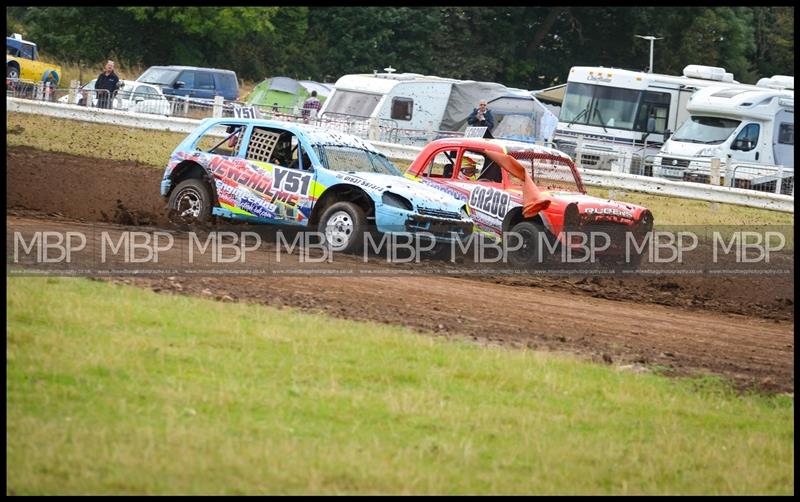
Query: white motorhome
[
  {"left": 653, "top": 76, "right": 794, "bottom": 192},
  {"left": 318, "top": 72, "right": 557, "bottom": 145},
  {"left": 554, "top": 65, "right": 741, "bottom": 173}
]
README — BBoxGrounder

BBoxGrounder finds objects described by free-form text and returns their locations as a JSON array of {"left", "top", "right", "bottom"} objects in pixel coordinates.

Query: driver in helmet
[{"left": 459, "top": 156, "right": 480, "bottom": 181}]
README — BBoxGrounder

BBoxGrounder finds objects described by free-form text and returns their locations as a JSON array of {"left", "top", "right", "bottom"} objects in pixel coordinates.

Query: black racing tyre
[
  {"left": 319, "top": 201, "right": 367, "bottom": 254},
  {"left": 7, "top": 65, "right": 19, "bottom": 79},
  {"left": 168, "top": 178, "right": 213, "bottom": 224},
  {"left": 507, "top": 220, "right": 552, "bottom": 268}
]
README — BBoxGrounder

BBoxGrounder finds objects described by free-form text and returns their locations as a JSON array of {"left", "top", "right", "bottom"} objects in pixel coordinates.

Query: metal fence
[
  {"left": 8, "top": 85, "right": 793, "bottom": 200},
  {"left": 556, "top": 139, "right": 656, "bottom": 177},
  {"left": 163, "top": 96, "right": 218, "bottom": 119},
  {"left": 557, "top": 134, "right": 794, "bottom": 197},
  {"left": 51, "top": 86, "right": 179, "bottom": 116},
  {"left": 6, "top": 78, "right": 58, "bottom": 102},
  {"left": 654, "top": 154, "right": 794, "bottom": 196},
  {"left": 729, "top": 164, "right": 794, "bottom": 196}
]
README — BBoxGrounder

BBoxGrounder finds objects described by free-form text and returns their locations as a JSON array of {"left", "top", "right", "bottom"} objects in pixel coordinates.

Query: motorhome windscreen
[
  {"left": 507, "top": 150, "right": 584, "bottom": 193},
  {"left": 323, "top": 90, "right": 382, "bottom": 117},
  {"left": 560, "top": 82, "right": 643, "bottom": 131},
  {"left": 314, "top": 145, "right": 402, "bottom": 176},
  {"left": 672, "top": 116, "right": 741, "bottom": 144},
  {"left": 137, "top": 68, "right": 180, "bottom": 85}
]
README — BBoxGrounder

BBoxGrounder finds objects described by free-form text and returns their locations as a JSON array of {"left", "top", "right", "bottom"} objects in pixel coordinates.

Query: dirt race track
[{"left": 6, "top": 146, "right": 795, "bottom": 392}]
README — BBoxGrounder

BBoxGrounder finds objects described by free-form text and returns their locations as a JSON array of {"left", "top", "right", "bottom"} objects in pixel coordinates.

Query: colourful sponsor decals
[
  {"left": 469, "top": 186, "right": 511, "bottom": 219},
  {"left": 584, "top": 207, "right": 634, "bottom": 219},
  {"left": 422, "top": 178, "right": 468, "bottom": 203},
  {"left": 339, "top": 174, "right": 384, "bottom": 192}
]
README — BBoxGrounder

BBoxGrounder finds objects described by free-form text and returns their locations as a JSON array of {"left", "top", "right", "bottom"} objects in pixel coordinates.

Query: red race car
[{"left": 405, "top": 138, "right": 654, "bottom": 266}]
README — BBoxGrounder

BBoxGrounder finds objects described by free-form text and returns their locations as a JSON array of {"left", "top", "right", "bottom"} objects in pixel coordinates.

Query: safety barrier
[{"left": 7, "top": 96, "right": 794, "bottom": 213}]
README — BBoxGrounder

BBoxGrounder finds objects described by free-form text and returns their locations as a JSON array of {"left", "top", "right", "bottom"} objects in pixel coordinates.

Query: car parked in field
[
  {"left": 137, "top": 65, "right": 239, "bottom": 101},
  {"left": 6, "top": 33, "right": 61, "bottom": 85},
  {"left": 57, "top": 79, "right": 172, "bottom": 116},
  {"left": 405, "top": 138, "right": 654, "bottom": 265},
  {"left": 161, "top": 118, "right": 473, "bottom": 252}
]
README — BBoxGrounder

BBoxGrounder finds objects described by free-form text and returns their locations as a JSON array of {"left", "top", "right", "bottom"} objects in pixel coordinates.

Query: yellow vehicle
[{"left": 6, "top": 33, "right": 61, "bottom": 85}]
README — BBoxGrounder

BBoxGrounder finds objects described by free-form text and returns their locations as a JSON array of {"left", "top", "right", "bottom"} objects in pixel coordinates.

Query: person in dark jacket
[
  {"left": 467, "top": 99, "right": 495, "bottom": 134},
  {"left": 95, "top": 60, "right": 120, "bottom": 109}
]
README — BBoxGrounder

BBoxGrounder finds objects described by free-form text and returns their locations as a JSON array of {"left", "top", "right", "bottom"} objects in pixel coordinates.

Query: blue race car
[{"left": 160, "top": 118, "right": 473, "bottom": 252}]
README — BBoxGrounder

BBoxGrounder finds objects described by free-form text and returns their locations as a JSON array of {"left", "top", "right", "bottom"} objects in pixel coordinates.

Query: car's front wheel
[
  {"left": 508, "top": 221, "right": 552, "bottom": 268},
  {"left": 7, "top": 65, "right": 19, "bottom": 79},
  {"left": 168, "top": 178, "right": 212, "bottom": 224},
  {"left": 319, "top": 202, "right": 367, "bottom": 253}
]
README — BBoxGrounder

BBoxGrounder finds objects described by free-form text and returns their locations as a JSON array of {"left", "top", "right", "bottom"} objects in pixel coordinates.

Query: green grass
[
  {"left": 583, "top": 187, "right": 793, "bottom": 227},
  {"left": 6, "top": 112, "right": 794, "bottom": 226},
  {"left": 7, "top": 277, "right": 794, "bottom": 495},
  {"left": 7, "top": 111, "right": 187, "bottom": 167}
]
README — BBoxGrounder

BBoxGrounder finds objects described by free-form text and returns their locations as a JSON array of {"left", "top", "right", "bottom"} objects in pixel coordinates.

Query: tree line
[{"left": 6, "top": 6, "right": 794, "bottom": 87}]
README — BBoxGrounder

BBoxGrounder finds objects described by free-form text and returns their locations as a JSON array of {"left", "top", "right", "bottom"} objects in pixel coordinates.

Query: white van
[
  {"left": 554, "top": 64, "right": 742, "bottom": 172},
  {"left": 654, "top": 76, "right": 793, "bottom": 192}
]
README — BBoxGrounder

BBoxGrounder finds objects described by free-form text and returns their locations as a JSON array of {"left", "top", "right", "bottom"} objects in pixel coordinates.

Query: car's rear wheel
[
  {"left": 320, "top": 202, "right": 367, "bottom": 254},
  {"left": 168, "top": 178, "right": 212, "bottom": 224},
  {"left": 7, "top": 65, "right": 19, "bottom": 79}
]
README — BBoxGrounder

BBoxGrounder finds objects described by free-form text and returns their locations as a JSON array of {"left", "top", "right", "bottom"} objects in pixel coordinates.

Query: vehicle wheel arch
[
  {"left": 309, "top": 184, "right": 375, "bottom": 226},
  {"left": 502, "top": 207, "right": 546, "bottom": 235},
  {"left": 7, "top": 61, "right": 20, "bottom": 77},
  {"left": 168, "top": 160, "right": 218, "bottom": 204}
]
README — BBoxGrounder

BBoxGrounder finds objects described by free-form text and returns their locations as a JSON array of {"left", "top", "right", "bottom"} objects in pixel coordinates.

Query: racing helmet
[{"left": 461, "top": 155, "right": 479, "bottom": 177}]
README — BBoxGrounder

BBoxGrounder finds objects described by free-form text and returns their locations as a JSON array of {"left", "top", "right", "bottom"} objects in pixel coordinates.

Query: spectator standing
[
  {"left": 302, "top": 90, "right": 322, "bottom": 121},
  {"left": 467, "top": 99, "right": 495, "bottom": 135},
  {"left": 95, "top": 60, "right": 120, "bottom": 109}
]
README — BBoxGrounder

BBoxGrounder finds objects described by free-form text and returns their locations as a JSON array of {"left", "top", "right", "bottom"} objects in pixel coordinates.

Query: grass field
[
  {"left": 6, "top": 277, "right": 794, "bottom": 495},
  {"left": 7, "top": 112, "right": 793, "bottom": 228}
]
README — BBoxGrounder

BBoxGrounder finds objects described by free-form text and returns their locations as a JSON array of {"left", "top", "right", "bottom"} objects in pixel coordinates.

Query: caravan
[
  {"left": 554, "top": 64, "right": 742, "bottom": 173},
  {"left": 318, "top": 71, "right": 557, "bottom": 145},
  {"left": 653, "top": 76, "right": 793, "bottom": 193}
]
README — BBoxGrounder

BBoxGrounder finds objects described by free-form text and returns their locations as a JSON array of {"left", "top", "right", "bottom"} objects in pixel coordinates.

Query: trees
[
  {"left": 753, "top": 7, "right": 795, "bottom": 79},
  {"left": 7, "top": 7, "right": 793, "bottom": 88}
]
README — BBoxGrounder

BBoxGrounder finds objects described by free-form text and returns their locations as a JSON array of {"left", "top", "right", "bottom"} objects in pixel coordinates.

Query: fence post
[
  {"left": 724, "top": 155, "right": 734, "bottom": 187},
  {"left": 183, "top": 96, "right": 190, "bottom": 117},
  {"left": 212, "top": 95, "right": 224, "bottom": 118},
  {"left": 774, "top": 165, "right": 784, "bottom": 194},
  {"left": 709, "top": 158, "right": 721, "bottom": 185},
  {"left": 575, "top": 135, "right": 583, "bottom": 169},
  {"left": 368, "top": 117, "right": 379, "bottom": 141},
  {"left": 68, "top": 80, "right": 79, "bottom": 104}
]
